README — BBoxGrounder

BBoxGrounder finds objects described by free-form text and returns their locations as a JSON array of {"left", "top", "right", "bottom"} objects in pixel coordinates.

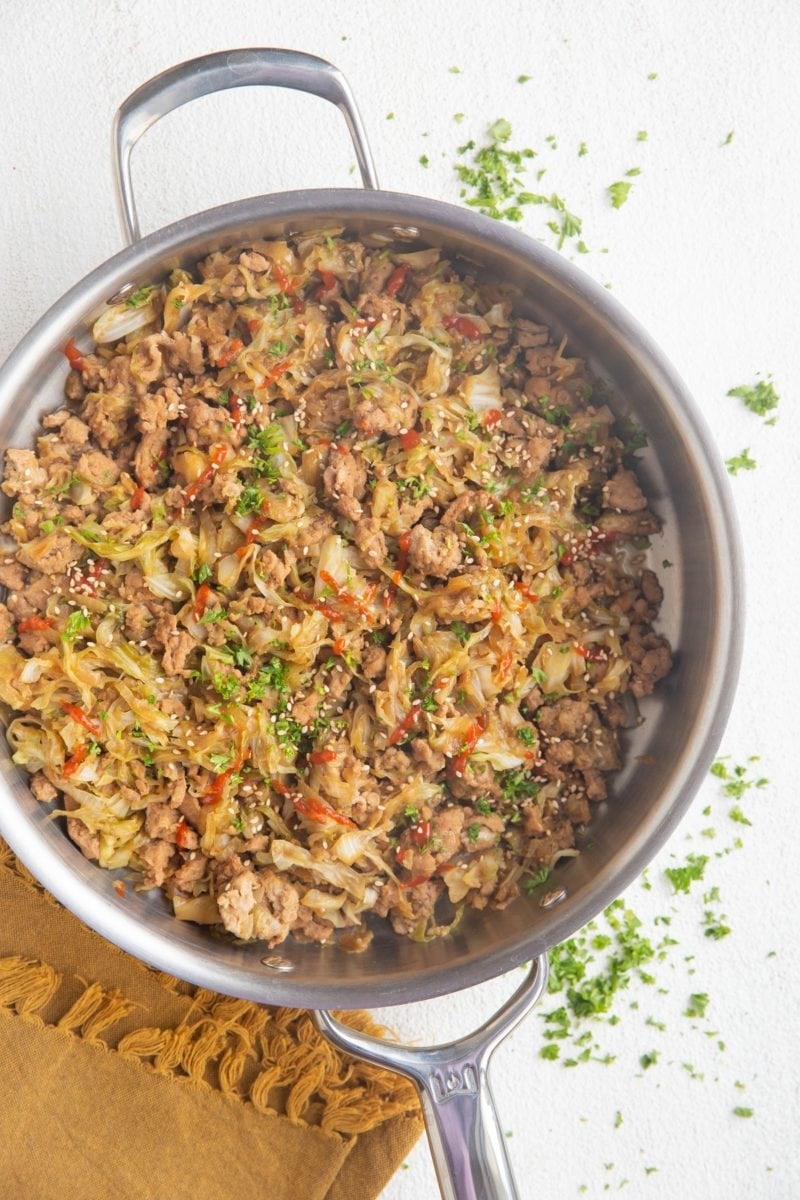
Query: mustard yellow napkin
[{"left": 0, "top": 840, "right": 422, "bottom": 1199}]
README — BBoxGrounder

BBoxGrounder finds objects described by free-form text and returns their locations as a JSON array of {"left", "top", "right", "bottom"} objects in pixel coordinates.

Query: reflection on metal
[
  {"left": 540, "top": 886, "right": 568, "bottom": 909},
  {"left": 260, "top": 954, "right": 295, "bottom": 972}
]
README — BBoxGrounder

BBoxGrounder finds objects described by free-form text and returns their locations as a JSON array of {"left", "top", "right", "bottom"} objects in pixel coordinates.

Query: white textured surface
[{"left": 1, "top": 3, "right": 799, "bottom": 1197}]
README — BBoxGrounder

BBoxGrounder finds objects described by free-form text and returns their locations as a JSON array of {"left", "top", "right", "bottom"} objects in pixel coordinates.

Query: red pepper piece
[
  {"left": 448, "top": 713, "right": 488, "bottom": 778},
  {"left": 514, "top": 581, "right": 539, "bottom": 602},
  {"left": 293, "top": 795, "right": 357, "bottom": 828},
  {"left": 200, "top": 749, "right": 249, "bottom": 807},
  {"left": 63, "top": 743, "right": 88, "bottom": 777},
  {"left": 308, "top": 749, "right": 337, "bottom": 765},
  {"left": 17, "top": 615, "right": 55, "bottom": 634},
  {"left": 497, "top": 649, "right": 513, "bottom": 680},
  {"left": 113, "top": 880, "right": 127, "bottom": 898},
  {"left": 388, "top": 701, "right": 422, "bottom": 746},
  {"left": 385, "top": 264, "right": 409, "bottom": 297},
  {"left": 229, "top": 393, "right": 246, "bottom": 424},
  {"left": 313, "top": 269, "right": 337, "bottom": 300},
  {"left": 63, "top": 338, "right": 85, "bottom": 371},
  {"left": 175, "top": 819, "right": 192, "bottom": 849},
  {"left": 60, "top": 702, "right": 102, "bottom": 738},
  {"left": 409, "top": 819, "right": 432, "bottom": 847},
  {"left": 193, "top": 582, "right": 212, "bottom": 620},
  {"left": 272, "top": 263, "right": 293, "bottom": 293},
  {"left": 332, "top": 637, "right": 346, "bottom": 656},
  {"left": 247, "top": 318, "right": 261, "bottom": 334},
  {"left": 399, "top": 873, "right": 433, "bottom": 889},
  {"left": 574, "top": 642, "right": 607, "bottom": 662},
  {"left": 130, "top": 484, "right": 146, "bottom": 510},
  {"left": 183, "top": 444, "right": 228, "bottom": 505},
  {"left": 484, "top": 408, "right": 503, "bottom": 429},
  {"left": 319, "top": 569, "right": 374, "bottom": 622},
  {"left": 444, "top": 314, "right": 483, "bottom": 341},
  {"left": 400, "top": 428, "right": 421, "bottom": 451},
  {"left": 215, "top": 339, "right": 244, "bottom": 369}
]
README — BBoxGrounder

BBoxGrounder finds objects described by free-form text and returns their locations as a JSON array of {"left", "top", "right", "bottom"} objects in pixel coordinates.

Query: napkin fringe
[{"left": 0, "top": 952, "right": 418, "bottom": 1137}]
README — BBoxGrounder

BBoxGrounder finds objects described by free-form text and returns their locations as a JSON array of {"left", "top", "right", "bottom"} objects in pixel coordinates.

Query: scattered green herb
[
  {"left": 608, "top": 180, "right": 633, "bottom": 209},
  {"left": 727, "top": 377, "right": 779, "bottom": 423},
  {"left": 664, "top": 854, "right": 708, "bottom": 894},
  {"left": 725, "top": 449, "right": 757, "bottom": 476},
  {"left": 61, "top": 610, "right": 91, "bottom": 643}
]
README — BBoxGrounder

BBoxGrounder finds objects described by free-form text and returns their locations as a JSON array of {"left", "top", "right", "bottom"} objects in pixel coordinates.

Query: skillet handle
[
  {"left": 314, "top": 955, "right": 548, "bottom": 1200},
  {"left": 112, "top": 48, "right": 379, "bottom": 244}
]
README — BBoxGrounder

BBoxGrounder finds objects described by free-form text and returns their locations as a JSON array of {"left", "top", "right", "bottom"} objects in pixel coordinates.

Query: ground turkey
[
  {"left": 322, "top": 449, "right": 367, "bottom": 521},
  {"left": 408, "top": 525, "right": 462, "bottom": 577},
  {"left": 217, "top": 868, "right": 301, "bottom": 945}
]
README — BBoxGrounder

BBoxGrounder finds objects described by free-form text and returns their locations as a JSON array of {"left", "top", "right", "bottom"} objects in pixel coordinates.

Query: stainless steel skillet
[{"left": 0, "top": 48, "right": 743, "bottom": 1200}]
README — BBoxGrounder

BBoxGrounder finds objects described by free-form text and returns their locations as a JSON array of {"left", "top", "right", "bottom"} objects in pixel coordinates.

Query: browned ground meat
[{"left": 2, "top": 234, "right": 672, "bottom": 951}]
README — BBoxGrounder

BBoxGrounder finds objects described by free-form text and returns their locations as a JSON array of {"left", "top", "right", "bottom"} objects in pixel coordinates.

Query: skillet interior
[{"left": 0, "top": 190, "right": 742, "bottom": 1007}]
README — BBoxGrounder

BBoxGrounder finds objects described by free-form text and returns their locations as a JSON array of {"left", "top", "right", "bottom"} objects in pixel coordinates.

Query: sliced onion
[
  {"left": 464, "top": 364, "right": 503, "bottom": 413},
  {"left": 93, "top": 299, "right": 158, "bottom": 344}
]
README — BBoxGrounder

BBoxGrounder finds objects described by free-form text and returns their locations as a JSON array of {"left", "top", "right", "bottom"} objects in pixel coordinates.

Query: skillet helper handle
[
  {"left": 112, "top": 47, "right": 379, "bottom": 244},
  {"left": 315, "top": 955, "right": 548, "bottom": 1200}
]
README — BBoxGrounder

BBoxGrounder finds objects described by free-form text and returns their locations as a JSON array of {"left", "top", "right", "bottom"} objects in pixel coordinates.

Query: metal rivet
[
  {"left": 260, "top": 954, "right": 295, "bottom": 972},
  {"left": 539, "top": 886, "right": 568, "bottom": 909},
  {"left": 388, "top": 224, "right": 420, "bottom": 242},
  {"left": 105, "top": 281, "right": 139, "bottom": 305}
]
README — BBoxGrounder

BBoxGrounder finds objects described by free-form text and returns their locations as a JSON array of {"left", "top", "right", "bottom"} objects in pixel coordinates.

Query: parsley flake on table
[
  {"left": 684, "top": 992, "right": 710, "bottom": 1019},
  {"left": 608, "top": 180, "right": 633, "bottom": 208},
  {"left": 637, "top": 130, "right": 648, "bottom": 141},
  {"left": 733, "top": 1106, "right": 754, "bottom": 1118},
  {"left": 721, "top": 130, "right": 735, "bottom": 146},
  {"left": 664, "top": 853, "right": 708, "bottom": 894},
  {"left": 725, "top": 448, "right": 757, "bottom": 476},
  {"left": 517, "top": 74, "right": 532, "bottom": 83},
  {"left": 727, "top": 377, "right": 780, "bottom": 423}
]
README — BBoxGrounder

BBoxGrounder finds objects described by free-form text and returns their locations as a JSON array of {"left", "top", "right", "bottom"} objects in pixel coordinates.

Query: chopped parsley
[
  {"left": 499, "top": 769, "right": 539, "bottom": 802},
  {"left": 212, "top": 673, "right": 239, "bottom": 702},
  {"left": 221, "top": 638, "right": 253, "bottom": 670},
  {"left": 61, "top": 610, "right": 92, "bottom": 642},
  {"left": 607, "top": 180, "right": 633, "bottom": 209},
  {"left": 451, "top": 621, "right": 472, "bottom": 645},
  {"left": 637, "top": 130, "right": 648, "bottom": 141},
  {"left": 199, "top": 607, "right": 227, "bottom": 624},
  {"left": 516, "top": 727, "right": 537, "bottom": 747},
  {"left": 247, "top": 656, "right": 289, "bottom": 701},
  {"left": 235, "top": 485, "right": 264, "bottom": 516},
  {"left": 578, "top": 141, "right": 588, "bottom": 157},
  {"left": 193, "top": 562, "right": 213, "bottom": 584},
  {"left": 454, "top": 120, "right": 537, "bottom": 224},
  {"left": 684, "top": 992, "right": 710, "bottom": 1019},
  {"left": 733, "top": 1107, "right": 754, "bottom": 1119},
  {"left": 125, "top": 285, "right": 154, "bottom": 308},
  {"left": 525, "top": 866, "right": 551, "bottom": 894},
  {"left": 725, "top": 448, "right": 757, "bottom": 475},
  {"left": 467, "top": 823, "right": 481, "bottom": 843},
  {"left": 727, "top": 377, "right": 779, "bottom": 423},
  {"left": 397, "top": 475, "right": 430, "bottom": 501},
  {"left": 475, "top": 797, "right": 493, "bottom": 815},
  {"left": 246, "top": 424, "right": 284, "bottom": 479},
  {"left": 419, "top": 154, "right": 430, "bottom": 168},
  {"left": 517, "top": 74, "right": 532, "bottom": 84},
  {"left": 721, "top": 131, "right": 735, "bottom": 147},
  {"left": 664, "top": 854, "right": 708, "bottom": 894},
  {"left": 640, "top": 1051, "right": 659, "bottom": 1069}
]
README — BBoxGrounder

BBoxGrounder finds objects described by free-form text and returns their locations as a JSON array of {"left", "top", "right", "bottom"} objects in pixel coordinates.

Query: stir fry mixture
[{"left": 0, "top": 233, "right": 672, "bottom": 948}]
